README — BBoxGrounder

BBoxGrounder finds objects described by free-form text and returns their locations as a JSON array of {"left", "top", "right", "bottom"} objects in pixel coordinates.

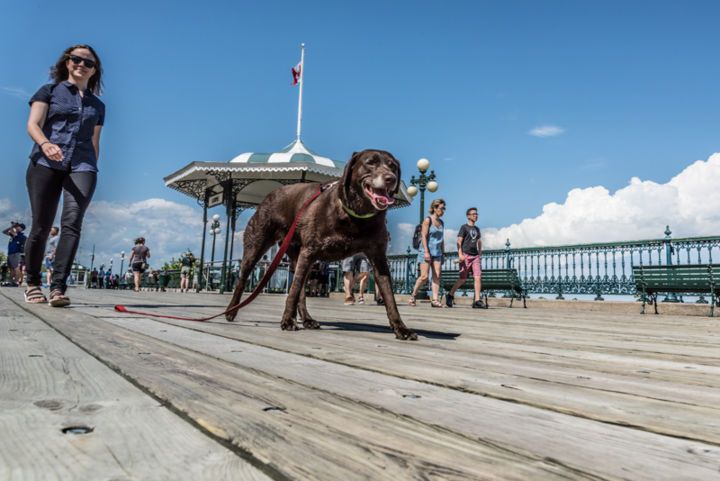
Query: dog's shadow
[{"left": 320, "top": 321, "right": 459, "bottom": 340}]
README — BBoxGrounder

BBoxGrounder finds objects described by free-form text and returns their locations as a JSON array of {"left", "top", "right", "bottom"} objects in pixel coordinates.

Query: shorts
[
  {"left": 132, "top": 262, "right": 146, "bottom": 273},
  {"left": 417, "top": 250, "right": 442, "bottom": 264},
  {"left": 342, "top": 254, "right": 369, "bottom": 274},
  {"left": 44, "top": 256, "right": 54, "bottom": 270},
  {"left": 458, "top": 254, "right": 482, "bottom": 279},
  {"left": 7, "top": 252, "right": 20, "bottom": 269},
  {"left": 181, "top": 266, "right": 191, "bottom": 279}
]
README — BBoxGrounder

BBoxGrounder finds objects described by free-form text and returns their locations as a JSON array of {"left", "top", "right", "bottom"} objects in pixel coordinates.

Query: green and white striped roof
[{"left": 229, "top": 139, "right": 346, "bottom": 169}]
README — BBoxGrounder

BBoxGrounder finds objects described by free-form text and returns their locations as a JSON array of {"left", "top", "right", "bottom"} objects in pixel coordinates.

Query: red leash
[{"left": 114, "top": 185, "right": 328, "bottom": 322}]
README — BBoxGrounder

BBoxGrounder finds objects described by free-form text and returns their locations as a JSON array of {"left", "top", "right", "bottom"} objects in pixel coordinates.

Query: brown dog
[{"left": 225, "top": 149, "right": 417, "bottom": 340}]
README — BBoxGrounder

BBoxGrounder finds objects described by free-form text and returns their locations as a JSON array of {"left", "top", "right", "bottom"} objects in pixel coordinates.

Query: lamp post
[
  {"left": 207, "top": 214, "right": 221, "bottom": 290},
  {"left": 406, "top": 158, "right": 439, "bottom": 299},
  {"left": 406, "top": 158, "right": 439, "bottom": 224},
  {"left": 119, "top": 251, "right": 125, "bottom": 277}
]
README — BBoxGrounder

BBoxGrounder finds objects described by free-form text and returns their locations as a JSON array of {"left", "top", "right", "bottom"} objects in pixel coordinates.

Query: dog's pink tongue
[{"left": 372, "top": 190, "right": 395, "bottom": 206}]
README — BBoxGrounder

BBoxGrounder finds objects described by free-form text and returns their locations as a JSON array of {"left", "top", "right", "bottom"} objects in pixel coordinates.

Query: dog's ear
[
  {"left": 390, "top": 153, "right": 401, "bottom": 196},
  {"left": 342, "top": 151, "right": 362, "bottom": 199}
]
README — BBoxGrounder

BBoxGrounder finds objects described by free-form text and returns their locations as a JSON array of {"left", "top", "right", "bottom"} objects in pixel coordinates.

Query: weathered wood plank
[
  {"left": 82, "top": 293, "right": 720, "bottom": 447},
  {"left": 94, "top": 315, "right": 720, "bottom": 481},
  {"left": 18, "top": 288, "right": 720, "bottom": 480},
  {"left": 0, "top": 293, "right": 272, "bottom": 481},
  {"left": 13, "top": 297, "right": 586, "bottom": 480}
]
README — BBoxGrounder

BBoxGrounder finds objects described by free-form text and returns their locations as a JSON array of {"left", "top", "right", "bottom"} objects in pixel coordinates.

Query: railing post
[
  {"left": 505, "top": 239, "right": 511, "bottom": 268},
  {"left": 663, "top": 225, "right": 679, "bottom": 303}
]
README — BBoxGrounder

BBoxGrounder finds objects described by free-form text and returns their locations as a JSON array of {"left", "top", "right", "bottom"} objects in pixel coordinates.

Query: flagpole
[{"left": 296, "top": 43, "right": 305, "bottom": 141}]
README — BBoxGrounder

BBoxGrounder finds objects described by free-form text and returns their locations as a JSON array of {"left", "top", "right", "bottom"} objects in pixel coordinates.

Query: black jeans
[{"left": 25, "top": 162, "right": 96, "bottom": 292}]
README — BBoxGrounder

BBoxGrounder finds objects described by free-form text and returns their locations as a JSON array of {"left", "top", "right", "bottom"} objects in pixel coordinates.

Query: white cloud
[
  {"left": 76, "top": 198, "right": 210, "bottom": 270},
  {"left": 1, "top": 86, "right": 31, "bottom": 99},
  {"left": 482, "top": 152, "right": 720, "bottom": 249},
  {"left": 529, "top": 125, "right": 565, "bottom": 137},
  {"left": 390, "top": 153, "right": 720, "bottom": 253}
]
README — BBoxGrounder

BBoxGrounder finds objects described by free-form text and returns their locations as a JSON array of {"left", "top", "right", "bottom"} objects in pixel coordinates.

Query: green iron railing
[
  {"left": 387, "top": 228, "right": 720, "bottom": 300},
  {"left": 183, "top": 228, "right": 720, "bottom": 302}
]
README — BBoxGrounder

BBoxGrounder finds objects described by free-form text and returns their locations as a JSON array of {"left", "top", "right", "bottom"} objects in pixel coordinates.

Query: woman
[
  {"left": 23, "top": 45, "right": 105, "bottom": 306},
  {"left": 409, "top": 199, "right": 446, "bottom": 307},
  {"left": 128, "top": 237, "right": 150, "bottom": 292}
]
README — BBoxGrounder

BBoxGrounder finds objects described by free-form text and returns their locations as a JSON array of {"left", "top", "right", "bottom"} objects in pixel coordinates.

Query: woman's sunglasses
[{"left": 68, "top": 55, "right": 97, "bottom": 69}]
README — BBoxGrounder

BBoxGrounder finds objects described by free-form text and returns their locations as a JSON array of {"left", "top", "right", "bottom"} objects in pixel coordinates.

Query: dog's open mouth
[{"left": 364, "top": 184, "right": 395, "bottom": 210}]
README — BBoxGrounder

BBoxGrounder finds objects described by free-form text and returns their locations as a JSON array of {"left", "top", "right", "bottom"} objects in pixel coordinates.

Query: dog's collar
[{"left": 338, "top": 199, "right": 377, "bottom": 219}]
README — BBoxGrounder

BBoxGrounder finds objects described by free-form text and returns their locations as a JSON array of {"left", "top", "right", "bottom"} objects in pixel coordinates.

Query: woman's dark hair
[
  {"left": 134, "top": 237, "right": 145, "bottom": 245},
  {"left": 50, "top": 44, "right": 103, "bottom": 95}
]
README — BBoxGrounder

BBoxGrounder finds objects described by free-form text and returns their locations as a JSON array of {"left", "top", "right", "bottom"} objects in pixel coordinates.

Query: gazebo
[
  {"left": 164, "top": 45, "right": 412, "bottom": 291},
  {"left": 163, "top": 138, "right": 412, "bottom": 291}
]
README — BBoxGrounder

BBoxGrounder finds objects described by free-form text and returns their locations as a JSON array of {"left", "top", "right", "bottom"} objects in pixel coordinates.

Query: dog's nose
[{"left": 384, "top": 173, "right": 397, "bottom": 189}]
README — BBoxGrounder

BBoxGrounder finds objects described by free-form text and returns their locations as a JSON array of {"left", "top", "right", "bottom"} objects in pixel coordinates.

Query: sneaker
[
  {"left": 357, "top": 296, "right": 365, "bottom": 305},
  {"left": 445, "top": 293, "right": 454, "bottom": 308},
  {"left": 472, "top": 300, "right": 487, "bottom": 309},
  {"left": 344, "top": 296, "right": 355, "bottom": 306}
]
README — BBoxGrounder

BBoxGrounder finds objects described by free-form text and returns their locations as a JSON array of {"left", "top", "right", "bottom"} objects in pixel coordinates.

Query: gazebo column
[
  {"left": 196, "top": 189, "right": 209, "bottom": 293},
  {"left": 219, "top": 181, "right": 233, "bottom": 294}
]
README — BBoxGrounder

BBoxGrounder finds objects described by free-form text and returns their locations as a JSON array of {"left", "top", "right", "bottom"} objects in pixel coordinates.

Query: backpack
[{"left": 412, "top": 217, "right": 428, "bottom": 250}]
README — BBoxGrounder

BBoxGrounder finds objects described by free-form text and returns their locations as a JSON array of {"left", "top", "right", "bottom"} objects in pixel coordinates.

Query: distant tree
[{"left": 162, "top": 257, "right": 182, "bottom": 270}]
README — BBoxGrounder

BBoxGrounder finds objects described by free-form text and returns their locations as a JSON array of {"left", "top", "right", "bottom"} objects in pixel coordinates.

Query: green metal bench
[
  {"left": 632, "top": 264, "right": 720, "bottom": 316},
  {"left": 440, "top": 268, "right": 527, "bottom": 308}
]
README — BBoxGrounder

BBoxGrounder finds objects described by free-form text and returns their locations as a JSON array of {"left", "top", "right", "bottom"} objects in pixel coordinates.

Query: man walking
[
  {"left": 446, "top": 207, "right": 485, "bottom": 308},
  {"left": 179, "top": 251, "right": 195, "bottom": 293},
  {"left": 342, "top": 253, "right": 370, "bottom": 305},
  {"left": 3, "top": 222, "right": 26, "bottom": 286},
  {"left": 44, "top": 226, "right": 59, "bottom": 286}
]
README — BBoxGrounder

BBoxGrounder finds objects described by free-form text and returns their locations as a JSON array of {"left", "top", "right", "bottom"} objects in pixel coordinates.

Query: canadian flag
[{"left": 291, "top": 62, "right": 301, "bottom": 85}]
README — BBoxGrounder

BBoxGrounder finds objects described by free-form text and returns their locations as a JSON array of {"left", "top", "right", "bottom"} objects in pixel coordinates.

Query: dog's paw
[
  {"left": 281, "top": 318, "right": 299, "bottom": 331},
  {"left": 303, "top": 319, "right": 320, "bottom": 329},
  {"left": 394, "top": 327, "right": 418, "bottom": 341},
  {"left": 225, "top": 311, "right": 238, "bottom": 322}
]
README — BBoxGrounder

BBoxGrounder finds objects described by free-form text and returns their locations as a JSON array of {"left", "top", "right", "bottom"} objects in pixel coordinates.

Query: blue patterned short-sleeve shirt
[{"left": 28, "top": 81, "right": 105, "bottom": 173}]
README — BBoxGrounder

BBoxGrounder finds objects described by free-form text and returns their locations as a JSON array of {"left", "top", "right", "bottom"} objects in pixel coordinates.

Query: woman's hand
[
  {"left": 41, "top": 143, "right": 64, "bottom": 162},
  {"left": 424, "top": 251, "right": 431, "bottom": 262}
]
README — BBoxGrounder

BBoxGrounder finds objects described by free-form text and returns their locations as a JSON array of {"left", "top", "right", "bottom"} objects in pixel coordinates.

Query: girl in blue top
[
  {"left": 410, "top": 198, "right": 446, "bottom": 308},
  {"left": 24, "top": 44, "right": 105, "bottom": 307}
]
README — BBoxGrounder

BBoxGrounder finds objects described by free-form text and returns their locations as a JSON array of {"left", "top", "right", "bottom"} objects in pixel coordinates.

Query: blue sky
[{"left": 1, "top": 1, "right": 719, "bottom": 268}]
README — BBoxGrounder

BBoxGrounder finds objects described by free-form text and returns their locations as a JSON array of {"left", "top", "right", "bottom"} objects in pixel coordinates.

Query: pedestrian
[
  {"left": 44, "top": 226, "right": 59, "bottom": 286},
  {"left": 309, "top": 261, "right": 321, "bottom": 296},
  {"left": 445, "top": 207, "right": 485, "bottom": 308},
  {"left": 90, "top": 268, "right": 98, "bottom": 288},
  {"left": 179, "top": 250, "right": 195, "bottom": 293},
  {"left": 342, "top": 253, "right": 370, "bottom": 305},
  {"left": 319, "top": 261, "right": 329, "bottom": 297},
  {"left": 160, "top": 267, "right": 169, "bottom": 292},
  {"left": 104, "top": 269, "right": 112, "bottom": 289},
  {"left": 409, "top": 198, "right": 446, "bottom": 308},
  {"left": 128, "top": 237, "right": 150, "bottom": 292},
  {"left": 3, "top": 222, "right": 27, "bottom": 287},
  {"left": 98, "top": 265, "right": 105, "bottom": 289},
  {"left": 23, "top": 44, "right": 105, "bottom": 306}
]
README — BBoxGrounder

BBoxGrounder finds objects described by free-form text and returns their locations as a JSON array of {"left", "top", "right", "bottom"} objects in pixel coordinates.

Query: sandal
[
  {"left": 408, "top": 296, "right": 416, "bottom": 307},
  {"left": 24, "top": 286, "right": 47, "bottom": 304},
  {"left": 48, "top": 289, "right": 70, "bottom": 308},
  {"left": 344, "top": 296, "right": 355, "bottom": 306},
  {"left": 431, "top": 299, "right": 443, "bottom": 308}
]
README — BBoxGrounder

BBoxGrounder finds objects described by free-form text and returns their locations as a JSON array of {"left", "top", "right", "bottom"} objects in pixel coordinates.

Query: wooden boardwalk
[{"left": 1, "top": 287, "right": 719, "bottom": 480}]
